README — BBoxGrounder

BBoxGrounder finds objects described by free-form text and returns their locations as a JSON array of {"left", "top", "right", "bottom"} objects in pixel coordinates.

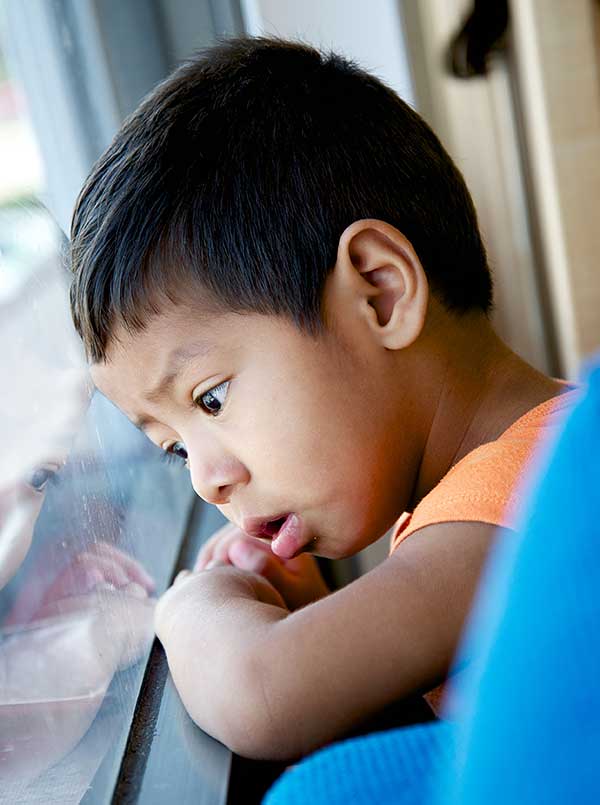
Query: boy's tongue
[{"left": 271, "top": 513, "right": 307, "bottom": 560}]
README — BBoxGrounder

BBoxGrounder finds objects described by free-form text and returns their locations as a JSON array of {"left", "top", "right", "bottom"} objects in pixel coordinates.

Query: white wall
[{"left": 240, "top": 0, "right": 415, "bottom": 105}]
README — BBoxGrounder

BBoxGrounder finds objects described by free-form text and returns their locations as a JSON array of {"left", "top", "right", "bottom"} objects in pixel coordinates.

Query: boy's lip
[
  {"left": 241, "top": 513, "right": 313, "bottom": 560},
  {"left": 241, "top": 514, "right": 291, "bottom": 539}
]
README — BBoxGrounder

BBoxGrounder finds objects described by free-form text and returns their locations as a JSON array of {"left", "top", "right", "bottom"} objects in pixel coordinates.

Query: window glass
[{"left": 0, "top": 18, "right": 196, "bottom": 804}]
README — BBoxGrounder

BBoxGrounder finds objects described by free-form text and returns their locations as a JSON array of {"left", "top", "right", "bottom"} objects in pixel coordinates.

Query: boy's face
[{"left": 92, "top": 298, "right": 420, "bottom": 560}]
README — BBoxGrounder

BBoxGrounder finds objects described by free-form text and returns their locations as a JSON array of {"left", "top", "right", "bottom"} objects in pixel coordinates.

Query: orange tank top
[
  {"left": 390, "top": 388, "right": 580, "bottom": 555},
  {"left": 388, "top": 387, "right": 580, "bottom": 715}
]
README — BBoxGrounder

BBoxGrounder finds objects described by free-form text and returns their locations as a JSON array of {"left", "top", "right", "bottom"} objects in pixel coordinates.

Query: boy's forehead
[
  {"left": 91, "top": 307, "right": 329, "bottom": 410},
  {"left": 91, "top": 308, "right": 223, "bottom": 402},
  {"left": 90, "top": 306, "right": 292, "bottom": 405}
]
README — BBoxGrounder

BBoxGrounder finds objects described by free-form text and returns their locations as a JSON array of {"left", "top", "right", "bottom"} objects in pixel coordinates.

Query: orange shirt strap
[{"left": 390, "top": 389, "right": 579, "bottom": 554}]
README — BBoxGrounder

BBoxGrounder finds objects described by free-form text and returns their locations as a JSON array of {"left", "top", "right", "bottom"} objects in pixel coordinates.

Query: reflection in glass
[
  {"left": 0, "top": 33, "right": 194, "bottom": 803},
  {"left": 0, "top": 245, "right": 193, "bottom": 801}
]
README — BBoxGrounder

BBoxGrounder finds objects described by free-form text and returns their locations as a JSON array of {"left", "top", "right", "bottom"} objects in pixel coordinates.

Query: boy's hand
[{"left": 194, "top": 522, "right": 330, "bottom": 610}]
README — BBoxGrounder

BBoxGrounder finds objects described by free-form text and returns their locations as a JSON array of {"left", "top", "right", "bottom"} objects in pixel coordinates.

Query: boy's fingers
[
  {"left": 205, "top": 558, "right": 229, "bottom": 570},
  {"left": 195, "top": 543, "right": 234, "bottom": 571},
  {"left": 194, "top": 523, "right": 241, "bottom": 570},
  {"left": 194, "top": 527, "right": 267, "bottom": 571},
  {"left": 228, "top": 539, "right": 288, "bottom": 586},
  {"left": 227, "top": 536, "right": 273, "bottom": 561},
  {"left": 194, "top": 550, "right": 213, "bottom": 572},
  {"left": 214, "top": 540, "right": 240, "bottom": 564}
]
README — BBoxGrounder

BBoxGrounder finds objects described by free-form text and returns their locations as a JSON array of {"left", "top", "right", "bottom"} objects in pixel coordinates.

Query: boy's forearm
[
  {"left": 155, "top": 565, "right": 388, "bottom": 761},
  {"left": 155, "top": 522, "right": 496, "bottom": 761},
  {"left": 154, "top": 567, "right": 289, "bottom": 756},
  {"left": 154, "top": 565, "right": 399, "bottom": 760}
]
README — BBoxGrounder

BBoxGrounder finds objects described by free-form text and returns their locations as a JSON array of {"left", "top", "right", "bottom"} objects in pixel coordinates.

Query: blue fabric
[
  {"left": 264, "top": 360, "right": 600, "bottom": 805},
  {"left": 263, "top": 722, "right": 452, "bottom": 805},
  {"left": 438, "top": 361, "right": 600, "bottom": 804}
]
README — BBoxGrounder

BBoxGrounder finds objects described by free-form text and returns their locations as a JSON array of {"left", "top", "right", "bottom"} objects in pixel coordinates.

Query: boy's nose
[{"left": 188, "top": 450, "right": 250, "bottom": 506}]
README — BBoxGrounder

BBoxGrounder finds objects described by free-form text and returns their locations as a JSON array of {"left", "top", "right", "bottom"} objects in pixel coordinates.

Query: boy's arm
[{"left": 155, "top": 520, "right": 507, "bottom": 760}]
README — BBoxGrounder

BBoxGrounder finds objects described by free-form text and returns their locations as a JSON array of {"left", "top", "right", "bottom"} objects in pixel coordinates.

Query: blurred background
[{"left": 0, "top": 1, "right": 598, "bottom": 803}]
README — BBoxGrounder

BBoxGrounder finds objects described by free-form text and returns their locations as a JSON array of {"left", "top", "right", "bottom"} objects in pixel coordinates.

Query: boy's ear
[{"left": 331, "top": 219, "right": 429, "bottom": 350}]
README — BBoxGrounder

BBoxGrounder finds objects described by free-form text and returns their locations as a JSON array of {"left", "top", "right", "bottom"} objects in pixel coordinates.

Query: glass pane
[{"left": 0, "top": 22, "right": 195, "bottom": 804}]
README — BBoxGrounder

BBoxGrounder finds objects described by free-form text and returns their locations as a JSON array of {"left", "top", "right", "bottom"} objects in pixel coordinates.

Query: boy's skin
[{"left": 92, "top": 219, "right": 564, "bottom": 760}]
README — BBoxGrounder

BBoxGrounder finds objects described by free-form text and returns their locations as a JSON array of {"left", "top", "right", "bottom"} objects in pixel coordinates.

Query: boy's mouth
[
  {"left": 242, "top": 513, "right": 290, "bottom": 540},
  {"left": 242, "top": 513, "right": 310, "bottom": 560},
  {"left": 261, "top": 516, "right": 288, "bottom": 538}
]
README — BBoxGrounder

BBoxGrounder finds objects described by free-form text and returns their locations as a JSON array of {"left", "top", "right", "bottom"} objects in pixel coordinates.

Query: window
[{"left": 0, "top": 2, "right": 242, "bottom": 801}]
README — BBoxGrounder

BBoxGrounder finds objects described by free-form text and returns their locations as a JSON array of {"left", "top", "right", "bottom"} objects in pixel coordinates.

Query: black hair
[{"left": 70, "top": 36, "right": 492, "bottom": 362}]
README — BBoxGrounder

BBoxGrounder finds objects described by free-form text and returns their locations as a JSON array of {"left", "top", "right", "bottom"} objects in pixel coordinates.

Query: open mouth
[
  {"left": 242, "top": 513, "right": 292, "bottom": 540},
  {"left": 242, "top": 513, "right": 308, "bottom": 561},
  {"left": 258, "top": 515, "right": 288, "bottom": 538}
]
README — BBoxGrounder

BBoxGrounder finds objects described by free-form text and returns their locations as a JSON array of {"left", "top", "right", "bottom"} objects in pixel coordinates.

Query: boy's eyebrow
[{"left": 143, "top": 341, "right": 215, "bottom": 405}]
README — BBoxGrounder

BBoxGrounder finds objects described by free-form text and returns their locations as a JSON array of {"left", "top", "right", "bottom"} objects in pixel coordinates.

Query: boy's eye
[
  {"left": 165, "top": 441, "right": 188, "bottom": 464},
  {"left": 27, "top": 466, "right": 57, "bottom": 492},
  {"left": 195, "top": 381, "right": 229, "bottom": 416}
]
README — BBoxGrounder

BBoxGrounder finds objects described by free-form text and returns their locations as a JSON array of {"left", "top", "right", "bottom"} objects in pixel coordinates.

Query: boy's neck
[{"left": 407, "top": 308, "right": 566, "bottom": 511}]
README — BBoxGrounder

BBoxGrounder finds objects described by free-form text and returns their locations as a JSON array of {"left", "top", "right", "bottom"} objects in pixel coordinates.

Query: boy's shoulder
[{"left": 391, "top": 388, "right": 580, "bottom": 552}]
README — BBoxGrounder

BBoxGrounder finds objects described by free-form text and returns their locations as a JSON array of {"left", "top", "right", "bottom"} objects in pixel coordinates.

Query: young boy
[{"left": 69, "top": 37, "right": 577, "bottom": 760}]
